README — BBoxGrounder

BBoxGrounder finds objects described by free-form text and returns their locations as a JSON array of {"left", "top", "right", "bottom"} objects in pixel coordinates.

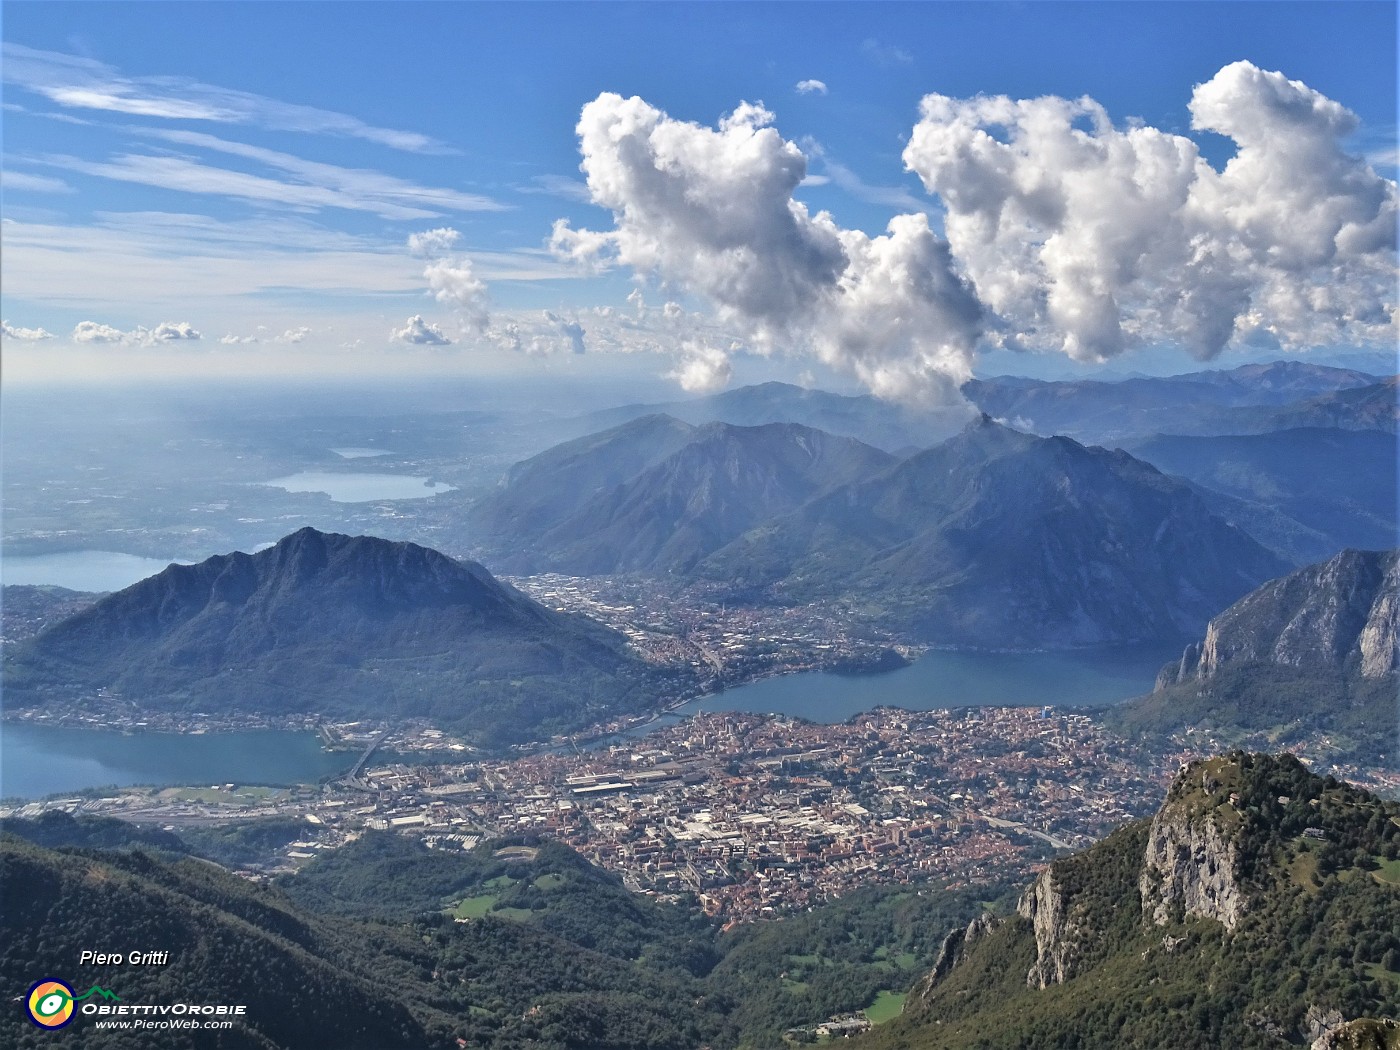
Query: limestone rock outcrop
[
  {"left": 1017, "top": 869, "right": 1081, "bottom": 988},
  {"left": 1140, "top": 796, "right": 1247, "bottom": 930},
  {"left": 1159, "top": 548, "right": 1399, "bottom": 688}
]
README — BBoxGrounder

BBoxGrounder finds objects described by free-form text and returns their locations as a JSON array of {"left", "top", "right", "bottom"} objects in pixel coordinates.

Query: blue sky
[{"left": 2, "top": 2, "right": 1395, "bottom": 394}]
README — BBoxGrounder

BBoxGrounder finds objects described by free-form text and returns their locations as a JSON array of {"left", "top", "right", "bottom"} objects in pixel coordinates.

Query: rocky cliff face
[
  {"left": 1159, "top": 548, "right": 1399, "bottom": 688},
  {"left": 1139, "top": 786, "right": 1247, "bottom": 930},
  {"left": 1310, "top": 1017, "right": 1400, "bottom": 1050},
  {"left": 1017, "top": 869, "right": 1082, "bottom": 988},
  {"left": 970, "top": 757, "right": 1256, "bottom": 994},
  {"left": 1359, "top": 558, "right": 1400, "bottom": 677},
  {"left": 901, "top": 754, "right": 1400, "bottom": 1047},
  {"left": 910, "top": 913, "right": 1001, "bottom": 1003}
]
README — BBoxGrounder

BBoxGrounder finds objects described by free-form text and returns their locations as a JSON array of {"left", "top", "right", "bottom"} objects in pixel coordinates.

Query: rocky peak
[
  {"left": 1159, "top": 548, "right": 1399, "bottom": 688},
  {"left": 1139, "top": 787, "right": 1247, "bottom": 930}
]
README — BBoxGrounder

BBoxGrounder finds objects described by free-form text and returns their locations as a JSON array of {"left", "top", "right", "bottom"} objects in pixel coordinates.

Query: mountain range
[
  {"left": 562, "top": 381, "right": 972, "bottom": 453},
  {"left": 1111, "top": 549, "right": 1399, "bottom": 766},
  {"left": 1127, "top": 428, "right": 1397, "bottom": 564},
  {"left": 470, "top": 413, "right": 1288, "bottom": 647},
  {"left": 964, "top": 361, "right": 1392, "bottom": 445},
  {"left": 468, "top": 417, "right": 896, "bottom": 575},
  {"left": 557, "top": 361, "right": 1392, "bottom": 452},
  {"left": 4, "top": 528, "right": 671, "bottom": 745}
]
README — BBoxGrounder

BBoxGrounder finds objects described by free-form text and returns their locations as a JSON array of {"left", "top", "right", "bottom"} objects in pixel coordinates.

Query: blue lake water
[
  {"left": 261, "top": 471, "right": 455, "bottom": 502},
  {"left": 1, "top": 550, "right": 184, "bottom": 592},
  {"left": 633, "top": 643, "right": 1178, "bottom": 734},
  {"left": 0, "top": 645, "right": 1179, "bottom": 796},
  {"left": 0, "top": 724, "right": 355, "bottom": 800}
]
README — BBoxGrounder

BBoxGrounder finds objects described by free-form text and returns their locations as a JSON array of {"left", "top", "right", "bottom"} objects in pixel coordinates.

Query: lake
[
  {"left": 1, "top": 550, "right": 184, "bottom": 592},
  {"left": 0, "top": 724, "right": 355, "bottom": 800},
  {"left": 261, "top": 471, "right": 455, "bottom": 502},
  {"left": 632, "top": 643, "right": 1178, "bottom": 733},
  {"left": 0, "top": 645, "right": 1179, "bottom": 796}
]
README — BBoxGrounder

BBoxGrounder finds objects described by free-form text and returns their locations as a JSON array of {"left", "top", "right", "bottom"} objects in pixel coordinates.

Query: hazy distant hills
[
  {"left": 6, "top": 528, "right": 667, "bottom": 745},
  {"left": 867, "top": 753, "right": 1400, "bottom": 1049},
  {"left": 1257, "top": 375, "right": 1398, "bottom": 433},
  {"left": 555, "top": 361, "right": 1393, "bottom": 456},
  {"left": 469, "top": 417, "right": 896, "bottom": 574},
  {"left": 563, "top": 381, "right": 973, "bottom": 452},
  {"left": 700, "top": 417, "right": 1288, "bottom": 646},
  {"left": 1111, "top": 549, "right": 1399, "bottom": 764},
  {"left": 1127, "top": 428, "right": 1398, "bottom": 564},
  {"left": 964, "top": 360, "right": 1390, "bottom": 445}
]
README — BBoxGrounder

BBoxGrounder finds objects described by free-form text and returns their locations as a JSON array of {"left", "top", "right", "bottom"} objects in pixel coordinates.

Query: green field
[
  {"left": 451, "top": 894, "right": 499, "bottom": 919},
  {"left": 533, "top": 873, "right": 565, "bottom": 890},
  {"left": 1372, "top": 857, "right": 1400, "bottom": 886},
  {"left": 864, "top": 991, "right": 907, "bottom": 1024}
]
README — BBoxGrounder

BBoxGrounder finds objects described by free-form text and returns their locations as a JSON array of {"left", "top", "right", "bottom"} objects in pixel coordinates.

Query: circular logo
[{"left": 27, "top": 979, "right": 76, "bottom": 1029}]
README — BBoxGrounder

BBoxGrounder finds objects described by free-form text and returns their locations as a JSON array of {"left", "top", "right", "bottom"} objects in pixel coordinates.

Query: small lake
[
  {"left": 330, "top": 447, "right": 391, "bottom": 459},
  {"left": 1, "top": 550, "right": 185, "bottom": 593},
  {"left": 261, "top": 472, "right": 455, "bottom": 502},
  {"left": 0, "top": 724, "right": 356, "bottom": 800},
  {"left": 632, "top": 643, "right": 1178, "bottom": 735}
]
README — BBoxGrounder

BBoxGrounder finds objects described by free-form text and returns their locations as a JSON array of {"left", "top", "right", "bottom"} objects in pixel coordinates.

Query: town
[{"left": 8, "top": 705, "right": 1179, "bottom": 922}]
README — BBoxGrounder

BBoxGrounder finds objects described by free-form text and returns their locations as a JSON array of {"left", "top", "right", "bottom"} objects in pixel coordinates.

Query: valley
[
  {"left": 4, "top": 13, "right": 1396, "bottom": 1047},
  {"left": 2, "top": 362, "right": 1396, "bottom": 1050}
]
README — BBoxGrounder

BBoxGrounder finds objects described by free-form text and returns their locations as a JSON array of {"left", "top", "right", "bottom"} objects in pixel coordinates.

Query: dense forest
[{"left": 1, "top": 817, "right": 993, "bottom": 1049}]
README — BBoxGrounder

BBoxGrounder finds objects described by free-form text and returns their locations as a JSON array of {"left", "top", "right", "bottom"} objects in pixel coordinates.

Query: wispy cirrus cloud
[
  {"left": 2, "top": 213, "right": 574, "bottom": 315},
  {"left": 0, "top": 169, "right": 75, "bottom": 193},
  {"left": 516, "top": 173, "right": 595, "bottom": 203},
  {"left": 802, "top": 139, "right": 934, "bottom": 214},
  {"left": 860, "top": 38, "right": 912, "bottom": 67},
  {"left": 2, "top": 43, "right": 450, "bottom": 153},
  {"left": 33, "top": 128, "right": 505, "bottom": 220}
]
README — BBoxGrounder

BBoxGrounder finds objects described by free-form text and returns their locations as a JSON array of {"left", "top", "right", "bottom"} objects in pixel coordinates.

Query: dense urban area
[{"left": 9, "top": 692, "right": 1396, "bottom": 925}]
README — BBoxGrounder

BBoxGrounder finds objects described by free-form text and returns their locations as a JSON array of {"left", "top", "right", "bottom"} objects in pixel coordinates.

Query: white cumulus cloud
[
  {"left": 667, "top": 341, "right": 734, "bottom": 392},
  {"left": 407, "top": 227, "right": 462, "bottom": 257},
  {"left": 71, "top": 319, "right": 203, "bottom": 345},
  {"left": 391, "top": 315, "right": 453, "bottom": 345},
  {"left": 796, "top": 79, "right": 828, "bottom": 96},
  {"left": 901, "top": 60, "right": 1397, "bottom": 360},
  {"left": 1, "top": 319, "right": 55, "bottom": 340},
  {"left": 72, "top": 320, "right": 128, "bottom": 343},
  {"left": 409, "top": 227, "right": 493, "bottom": 333},
  {"left": 424, "top": 257, "right": 490, "bottom": 333},
  {"left": 551, "top": 93, "right": 984, "bottom": 400},
  {"left": 150, "top": 321, "right": 202, "bottom": 341}
]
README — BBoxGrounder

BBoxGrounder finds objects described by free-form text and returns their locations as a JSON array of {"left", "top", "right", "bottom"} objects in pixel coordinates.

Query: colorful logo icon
[{"left": 26, "top": 979, "right": 76, "bottom": 1029}]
